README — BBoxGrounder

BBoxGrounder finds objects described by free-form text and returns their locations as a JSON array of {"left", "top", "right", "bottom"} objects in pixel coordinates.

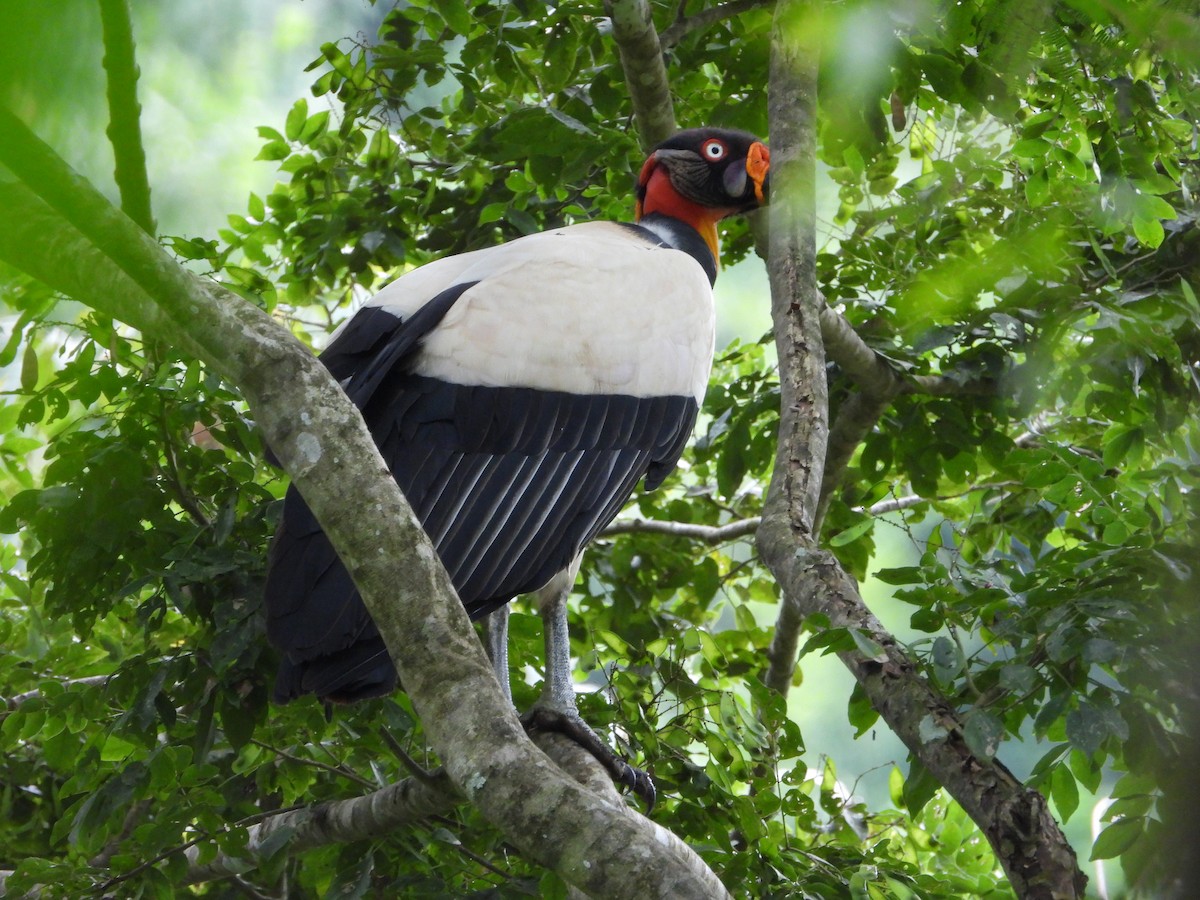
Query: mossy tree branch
[{"left": 0, "top": 104, "right": 730, "bottom": 900}]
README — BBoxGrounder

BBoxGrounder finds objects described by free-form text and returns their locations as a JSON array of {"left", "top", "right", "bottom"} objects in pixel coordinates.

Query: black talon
[{"left": 521, "top": 707, "right": 656, "bottom": 811}]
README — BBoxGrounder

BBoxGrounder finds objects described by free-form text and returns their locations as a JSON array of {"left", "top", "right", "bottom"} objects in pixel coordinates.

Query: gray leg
[
  {"left": 521, "top": 555, "right": 656, "bottom": 810},
  {"left": 533, "top": 556, "right": 582, "bottom": 715},
  {"left": 484, "top": 606, "right": 512, "bottom": 706}
]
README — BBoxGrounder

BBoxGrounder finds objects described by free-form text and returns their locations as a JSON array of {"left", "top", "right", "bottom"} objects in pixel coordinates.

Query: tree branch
[
  {"left": 812, "top": 392, "right": 891, "bottom": 535},
  {"left": 182, "top": 769, "right": 462, "bottom": 885},
  {"left": 0, "top": 104, "right": 731, "bottom": 898},
  {"left": 2, "top": 675, "right": 111, "bottom": 711},
  {"left": 818, "top": 305, "right": 898, "bottom": 398},
  {"left": 756, "top": 6, "right": 1085, "bottom": 895},
  {"left": 600, "top": 516, "right": 760, "bottom": 542},
  {"left": 761, "top": 0, "right": 825, "bottom": 537},
  {"left": 660, "top": 0, "right": 774, "bottom": 49},
  {"left": 605, "top": 0, "right": 677, "bottom": 148},
  {"left": 0, "top": 183, "right": 195, "bottom": 354},
  {"left": 820, "top": 304, "right": 1002, "bottom": 398},
  {"left": 98, "top": 0, "right": 155, "bottom": 234},
  {"left": 756, "top": 521, "right": 1086, "bottom": 896},
  {"left": 180, "top": 732, "right": 725, "bottom": 895}
]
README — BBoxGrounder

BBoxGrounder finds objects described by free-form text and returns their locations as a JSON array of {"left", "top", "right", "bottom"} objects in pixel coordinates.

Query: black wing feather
[{"left": 266, "top": 351, "right": 699, "bottom": 703}]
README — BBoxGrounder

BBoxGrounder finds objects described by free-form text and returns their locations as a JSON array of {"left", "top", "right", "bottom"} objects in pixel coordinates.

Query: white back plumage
[{"left": 357, "top": 221, "right": 716, "bottom": 402}]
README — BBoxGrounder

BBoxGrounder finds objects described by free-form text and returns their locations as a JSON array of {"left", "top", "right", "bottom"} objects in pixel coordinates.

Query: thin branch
[
  {"left": 0, "top": 182, "right": 193, "bottom": 354},
  {"left": 593, "top": 484, "right": 1017, "bottom": 554},
  {"left": 181, "top": 734, "right": 666, "bottom": 889},
  {"left": 249, "top": 738, "right": 376, "bottom": 789},
  {"left": 89, "top": 800, "right": 152, "bottom": 868},
  {"left": 818, "top": 305, "right": 898, "bottom": 398},
  {"left": 93, "top": 804, "right": 305, "bottom": 893},
  {"left": 819, "top": 304, "right": 1001, "bottom": 399},
  {"left": 2, "top": 675, "right": 111, "bottom": 710},
  {"left": 156, "top": 411, "right": 213, "bottom": 528},
  {"left": 378, "top": 726, "right": 441, "bottom": 784},
  {"left": 98, "top": 0, "right": 155, "bottom": 234},
  {"left": 660, "top": 0, "right": 773, "bottom": 48},
  {"left": 604, "top": 0, "right": 677, "bottom": 148},
  {"left": 811, "top": 303, "right": 1004, "bottom": 534},
  {"left": 600, "top": 516, "right": 760, "bottom": 542},
  {"left": 182, "top": 773, "right": 461, "bottom": 885}
]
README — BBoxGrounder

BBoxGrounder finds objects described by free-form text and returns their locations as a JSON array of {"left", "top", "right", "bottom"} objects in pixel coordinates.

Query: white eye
[{"left": 702, "top": 139, "right": 726, "bottom": 161}]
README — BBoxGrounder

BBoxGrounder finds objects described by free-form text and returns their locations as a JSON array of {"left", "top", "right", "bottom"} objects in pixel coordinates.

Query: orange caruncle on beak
[{"left": 746, "top": 142, "right": 770, "bottom": 203}]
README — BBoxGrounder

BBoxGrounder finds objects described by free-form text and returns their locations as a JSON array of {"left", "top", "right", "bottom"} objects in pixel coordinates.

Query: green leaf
[
  {"left": 299, "top": 110, "right": 330, "bottom": 145},
  {"left": 830, "top": 517, "right": 874, "bottom": 547},
  {"left": 850, "top": 628, "right": 888, "bottom": 662},
  {"left": 874, "top": 566, "right": 923, "bottom": 585},
  {"left": 1090, "top": 817, "right": 1145, "bottom": 861},
  {"left": 920, "top": 53, "right": 965, "bottom": 102},
  {"left": 931, "top": 636, "right": 961, "bottom": 683},
  {"left": 1102, "top": 424, "right": 1143, "bottom": 468},
  {"left": 847, "top": 682, "right": 880, "bottom": 737},
  {"left": 20, "top": 342, "right": 38, "bottom": 391},
  {"left": 255, "top": 141, "right": 291, "bottom": 161},
  {"left": 998, "top": 664, "right": 1037, "bottom": 695},
  {"left": 1134, "top": 192, "right": 1176, "bottom": 220},
  {"left": 1011, "top": 139, "right": 1050, "bottom": 159},
  {"left": 963, "top": 710, "right": 1004, "bottom": 760},
  {"left": 1066, "top": 703, "right": 1109, "bottom": 756},
  {"left": 1024, "top": 167, "right": 1051, "bottom": 206},
  {"left": 285, "top": 98, "right": 308, "bottom": 142},
  {"left": 910, "top": 608, "right": 943, "bottom": 632},
  {"left": 1050, "top": 764, "right": 1079, "bottom": 822},
  {"left": 902, "top": 758, "right": 941, "bottom": 816},
  {"left": 1132, "top": 215, "right": 1164, "bottom": 247},
  {"left": 247, "top": 192, "right": 265, "bottom": 221}
]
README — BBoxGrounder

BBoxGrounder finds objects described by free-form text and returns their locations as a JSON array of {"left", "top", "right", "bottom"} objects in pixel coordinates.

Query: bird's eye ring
[{"left": 701, "top": 139, "right": 727, "bottom": 161}]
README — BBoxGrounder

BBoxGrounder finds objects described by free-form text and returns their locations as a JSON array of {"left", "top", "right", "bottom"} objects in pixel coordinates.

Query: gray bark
[
  {"left": 755, "top": 5, "right": 1086, "bottom": 896},
  {"left": 605, "top": 0, "right": 677, "bottom": 148}
]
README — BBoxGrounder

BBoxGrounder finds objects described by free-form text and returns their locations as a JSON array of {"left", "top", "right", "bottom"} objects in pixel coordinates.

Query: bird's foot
[{"left": 520, "top": 706, "right": 656, "bottom": 812}]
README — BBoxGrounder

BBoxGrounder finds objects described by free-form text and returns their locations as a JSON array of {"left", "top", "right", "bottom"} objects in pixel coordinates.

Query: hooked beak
[{"left": 746, "top": 141, "right": 770, "bottom": 204}]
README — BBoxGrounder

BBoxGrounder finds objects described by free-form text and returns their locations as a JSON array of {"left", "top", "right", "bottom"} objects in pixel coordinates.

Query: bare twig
[
  {"left": 600, "top": 516, "right": 760, "bottom": 542},
  {"left": 250, "top": 738, "right": 376, "bottom": 789}
]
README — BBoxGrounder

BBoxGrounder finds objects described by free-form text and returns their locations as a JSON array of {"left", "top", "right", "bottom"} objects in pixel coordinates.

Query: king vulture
[{"left": 265, "top": 127, "right": 769, "bottom": 801}]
